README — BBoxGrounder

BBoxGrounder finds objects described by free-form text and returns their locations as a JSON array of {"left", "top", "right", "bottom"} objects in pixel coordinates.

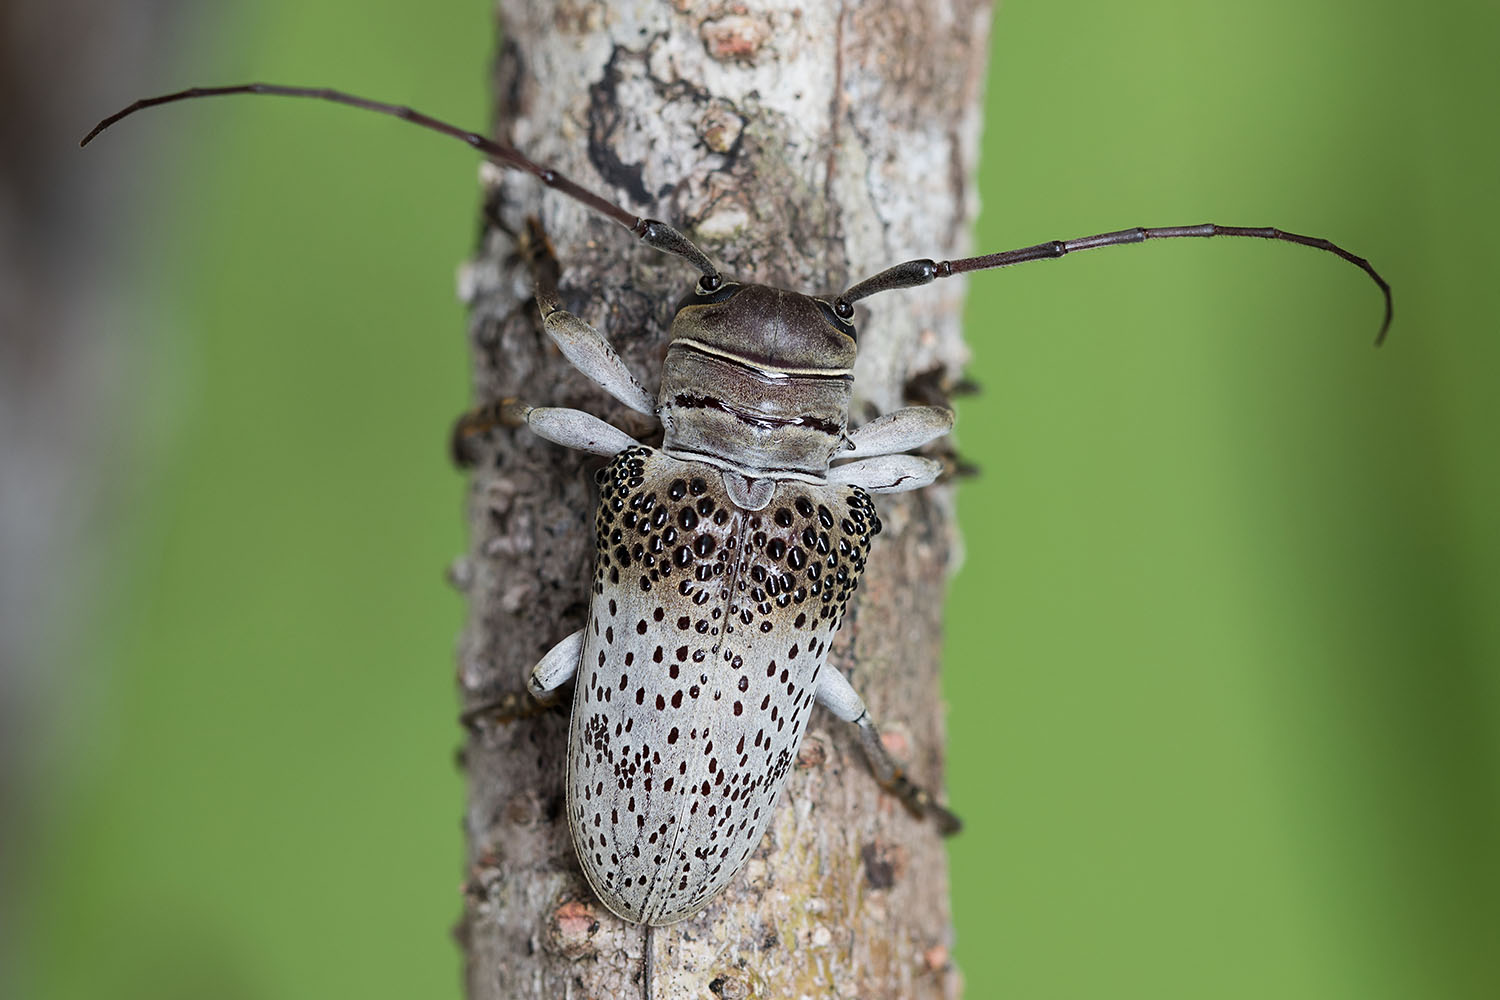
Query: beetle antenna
[
  {"left": 81, "top": 82, "right": 720, "bottom": 279},
  {"left": 838, "top": 224, "right": 1393, "bottom": 346}
]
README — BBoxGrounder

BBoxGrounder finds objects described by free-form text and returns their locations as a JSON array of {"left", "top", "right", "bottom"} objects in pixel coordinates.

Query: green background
[{"left": 23, "top": 0, "right": 1497, "bottom": 997}]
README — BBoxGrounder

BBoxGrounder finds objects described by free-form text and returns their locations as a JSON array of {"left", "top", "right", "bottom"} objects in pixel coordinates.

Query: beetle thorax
[{"left": 658, "top": 282, "right": 857, "bottom": 481}]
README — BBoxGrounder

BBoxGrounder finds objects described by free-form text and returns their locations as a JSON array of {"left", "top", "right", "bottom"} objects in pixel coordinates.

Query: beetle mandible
[{"left": 82, "top": 84, "right": 1392, "bottom": 928}]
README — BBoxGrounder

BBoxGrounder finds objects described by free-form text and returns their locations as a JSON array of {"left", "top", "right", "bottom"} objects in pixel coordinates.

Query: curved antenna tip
[
  {"left": 1374, "top": 298, "right": 1394, "bottom": 348},
  {"left": 75, "top": 82, "right": 718, "bottom": 276}
]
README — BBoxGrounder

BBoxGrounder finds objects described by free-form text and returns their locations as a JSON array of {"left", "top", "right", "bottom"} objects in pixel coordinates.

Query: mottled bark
[{"left": 454, "top": 2, "right": 992, "bottom": 996}]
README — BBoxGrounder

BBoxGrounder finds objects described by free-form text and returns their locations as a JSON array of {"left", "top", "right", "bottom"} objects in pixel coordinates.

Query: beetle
[{"left": 83, "top": 84, "right": 1391, "bottom": 929}]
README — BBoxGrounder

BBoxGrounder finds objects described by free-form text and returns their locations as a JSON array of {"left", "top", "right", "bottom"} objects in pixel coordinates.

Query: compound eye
[
  {"left": 816, "top": 298, "right": 858, "bottom": 341},
  {"left": 697, "top": 273, "right": 723, "bottom": 294}
]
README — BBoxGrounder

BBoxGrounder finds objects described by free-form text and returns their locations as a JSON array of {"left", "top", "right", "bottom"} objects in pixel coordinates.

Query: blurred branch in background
[{"left": 1, "top": 0, "right": 189, "bottom": 990}]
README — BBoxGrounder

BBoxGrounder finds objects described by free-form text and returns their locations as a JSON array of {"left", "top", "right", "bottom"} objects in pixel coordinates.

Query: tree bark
[{"left": 454, "top": 2, "right": 992, "bottom": 996}]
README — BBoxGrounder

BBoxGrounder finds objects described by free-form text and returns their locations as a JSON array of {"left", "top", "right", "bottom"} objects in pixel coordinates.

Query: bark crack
[{"left": 824, "top": 0, "right": 848, "bottom": 212}]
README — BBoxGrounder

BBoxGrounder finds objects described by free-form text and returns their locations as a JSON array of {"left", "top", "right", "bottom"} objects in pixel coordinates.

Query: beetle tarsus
[{"left": 458, "top": 690, "right": 555, "bottom": 732}]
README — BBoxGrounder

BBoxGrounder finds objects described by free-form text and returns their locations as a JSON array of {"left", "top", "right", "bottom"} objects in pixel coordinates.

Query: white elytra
[{"left": 567, "top": 447, "right": 882, "bottom": 923}]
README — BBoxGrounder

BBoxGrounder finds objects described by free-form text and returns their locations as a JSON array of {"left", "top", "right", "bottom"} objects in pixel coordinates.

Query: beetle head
[{"left": 656, "top": 280, "right": 857, "bottom": 479}]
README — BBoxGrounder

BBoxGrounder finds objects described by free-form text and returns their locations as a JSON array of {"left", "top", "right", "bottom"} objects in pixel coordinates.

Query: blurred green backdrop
[{"left": 22, "top": 1, "right": 1498, "bottom": 998}]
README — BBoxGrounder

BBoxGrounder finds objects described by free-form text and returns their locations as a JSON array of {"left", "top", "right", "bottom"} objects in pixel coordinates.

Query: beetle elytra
[{"left": 83, "top": 83, "right": 1392, "bottom": 931}]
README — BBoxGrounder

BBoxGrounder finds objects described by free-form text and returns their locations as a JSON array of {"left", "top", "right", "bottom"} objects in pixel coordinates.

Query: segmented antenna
[
  {"left": 81, "top": 83, "right": 719, "bottom": 279},
  {"left": 840, "top": 224, "right": 1393, "bottom": 345}
]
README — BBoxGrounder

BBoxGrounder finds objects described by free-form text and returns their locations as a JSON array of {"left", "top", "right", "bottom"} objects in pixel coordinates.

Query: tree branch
[{"left": 454, "top": 2, "right": 993, "bottom": 995}]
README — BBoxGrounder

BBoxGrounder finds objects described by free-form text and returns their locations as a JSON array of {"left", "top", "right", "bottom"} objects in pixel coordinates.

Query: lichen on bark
[{"left": 453, "top": 2, "right": 993, "bottom": 996}]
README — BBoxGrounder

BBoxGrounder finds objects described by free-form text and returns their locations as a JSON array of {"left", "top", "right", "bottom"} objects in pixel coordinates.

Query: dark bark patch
[
  {"left": 861, "top": 839, "right": 908, "bottom": 890},
  {"left": 588, "top": 45, "right": 653, "bottom": 205},
  {"left": 708, "top": 973, "right": 750, "bottom": 998}
]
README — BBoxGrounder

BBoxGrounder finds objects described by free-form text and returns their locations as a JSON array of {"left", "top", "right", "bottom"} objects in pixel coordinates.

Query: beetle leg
[
  {"left": 513, "top": 404, "right": 642, "bottom": 456},
  {"left": 450, "top": 400, "right": 509, "bottom": 465},
  {"left": 458, "top": 690, "right": 552, "bottom": 731},
  {"left": 537, "top": 305, "right": 657, "bottom": 416},
  {"left": 451, "top": 399, "right": 639, "bottom": 463},
  {"left": 815, "top": 667, "right": 962, "bottom": 835},
  {"left": 843, "top": 406, "right": 954, "bottom": 458},
  {"left": 528, "top": 628, "right": 585, "bottom": 704},
  {"left": 826, "top": 454, "right": 942, "bottom": 493},
  {"left": 523, "top": 219, "right": 657, "bottom": 416}
]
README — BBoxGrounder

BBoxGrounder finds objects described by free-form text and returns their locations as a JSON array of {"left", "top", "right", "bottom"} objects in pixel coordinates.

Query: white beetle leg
[
  {"left": 826, "top": 454, "right": 942, "bottom": 493},
  {"left": 452, "top": 401, "right": 638, "bottom": 462},
  {"left": 844, "top": 406, "right": 954, "bottom": 457},
  {"left": 537, "top": 302, "right": 658, "bottom": 417},
  {"left": 514, "top": 404, "right": 641, "bottom": 456},
  {"left": 458, "top": 627, "right": 584, "bottom": 728},
  {"left": 528, "top": 628, "right": 585, "bottom": 703},
  {"left": 815, "top": 667, "right": 962, "bottom": 834},
  {"left": 522, "top": 216, "right": 657, "bottom": 417}
]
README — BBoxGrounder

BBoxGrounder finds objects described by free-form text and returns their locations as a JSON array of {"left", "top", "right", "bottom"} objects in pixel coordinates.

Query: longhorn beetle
[{"left": 83, "top": 85, "right": 1391, "bottom": 935}]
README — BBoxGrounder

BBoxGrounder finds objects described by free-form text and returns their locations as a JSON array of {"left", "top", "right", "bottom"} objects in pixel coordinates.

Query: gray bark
[{"left": 454, "top": 2, "right": 992, "bottom": 996}]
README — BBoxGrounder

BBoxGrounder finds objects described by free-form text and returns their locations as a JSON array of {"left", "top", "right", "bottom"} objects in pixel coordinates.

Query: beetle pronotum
[{"left": 84, "top": 80, "right": 1390, "bottom": 994}]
